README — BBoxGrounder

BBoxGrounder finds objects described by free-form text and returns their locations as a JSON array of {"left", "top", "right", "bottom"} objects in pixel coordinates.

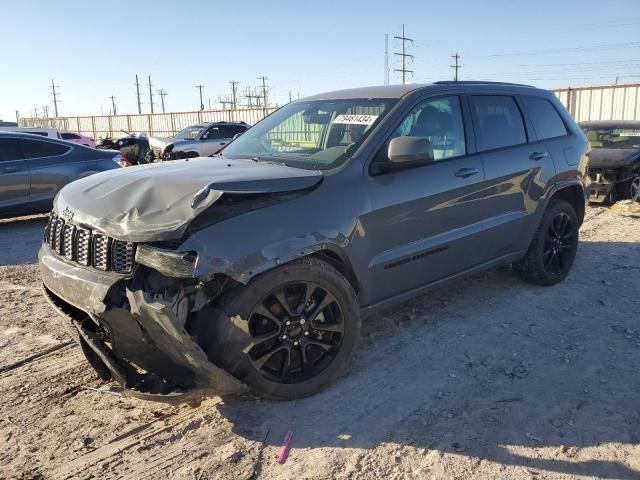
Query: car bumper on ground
[
  {"left": 585, "top": 177, "right": 613, "bottom": 203},
  {"left": 39, "top": 244, "right": 248, "bottom": 402}
]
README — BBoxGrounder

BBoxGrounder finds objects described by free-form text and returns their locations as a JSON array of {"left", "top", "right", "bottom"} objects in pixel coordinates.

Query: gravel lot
[{"left": 1, "top": 207, "right": 639, "bottom": 480}]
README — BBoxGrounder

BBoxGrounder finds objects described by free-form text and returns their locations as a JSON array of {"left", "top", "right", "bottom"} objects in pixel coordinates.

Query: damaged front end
[{"left": 41, "top": 241, "right": 249, "bottom": 402}]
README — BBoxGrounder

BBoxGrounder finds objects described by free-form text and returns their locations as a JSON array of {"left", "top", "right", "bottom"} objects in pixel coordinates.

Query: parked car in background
[
  {"left": 148, "top": 121, "right": 249, "bottom": 160},
  {"left": 61, "top": 132, "right": 96, "bottom": 148},
  {"left": 0, "top": 127, "right": 62, "bottom": 139},
  {"left": 580, "top": 120, "right": 640, "bottom": 203},
  {"left": 40, "top": 81, "right": 589, "bottom": 401},
  {"left": 0, "top": 132, "right": 126, "bottom": 218},
  {"left": 96, "top": 131, "right": 151, "bottom": 165}
]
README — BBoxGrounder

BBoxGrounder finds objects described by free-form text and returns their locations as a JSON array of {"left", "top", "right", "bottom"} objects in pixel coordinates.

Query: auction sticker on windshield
[
  {"left": 619, "top": 130, "right": 640, "bottom": 137},
  {"left": 332, "top": 114, "right": 378, "bottom": 125}
]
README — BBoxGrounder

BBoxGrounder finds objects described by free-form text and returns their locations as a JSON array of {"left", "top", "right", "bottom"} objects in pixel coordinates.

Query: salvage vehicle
[
  {"left": 96, "top": 131, "right": 151, "bottom": 165},
  {"left": 61, "top": 132, "right": 96, "bottom": 148},
  {"left": 148, "top": 121, "right": 248, "bottom": 160},
  {"left": 0, "top": 132, "right": 125, "bottom": 218},
  {"left": 40, "top": 82, "right": 588, "bottom": 401},
  {"left": 579, "top": 120, "right": 640, "bottom": 203}
]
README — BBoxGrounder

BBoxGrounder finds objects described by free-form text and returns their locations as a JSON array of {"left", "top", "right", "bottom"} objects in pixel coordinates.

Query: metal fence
[
  {"left": 18, "top": 83, "right": 640, "bottom": 138},
  {"left": 552, "top": 83, "right": 640, "bottom": 122},
  {"left": 19, "top": 107, "right": 279, "bottom": 139}
]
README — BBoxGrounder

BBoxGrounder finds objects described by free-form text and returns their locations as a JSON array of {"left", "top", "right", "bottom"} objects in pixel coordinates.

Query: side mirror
[{"left": 388, "top": 136, "right": 434, "bottom": 165}]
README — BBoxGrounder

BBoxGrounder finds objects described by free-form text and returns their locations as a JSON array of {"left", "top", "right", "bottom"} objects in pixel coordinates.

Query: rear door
[
  {"left": 0, "top": 138, "right": 30, "bottom": 216},
  {"left": 200, "top": 126, "right": 227, "bottom": 155},
  {"left": 468, "top": 94, "right": 556, "bottom": 261},
  {"left": 17, "top": 138, "right": 75, "bottom": 207},
  {"left": 362, "top": 95, "right": 486, "bottom": 304}
]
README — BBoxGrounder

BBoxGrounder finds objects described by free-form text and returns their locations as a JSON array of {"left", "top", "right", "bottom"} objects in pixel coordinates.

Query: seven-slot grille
[{"left": 44, "top": 214, "right": 136, "bottom": 273}]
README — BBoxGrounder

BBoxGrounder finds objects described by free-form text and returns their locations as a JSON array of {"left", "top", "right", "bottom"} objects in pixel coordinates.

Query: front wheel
[
  {"left": 514, "top": 199, "right": 579, "bottom": 286},
  {"left": 198, "top": 257, "right": 361, "bottom": 400}
]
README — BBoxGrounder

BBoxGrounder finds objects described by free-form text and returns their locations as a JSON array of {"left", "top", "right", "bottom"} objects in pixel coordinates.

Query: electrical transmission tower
[
  {"left": 196, "top": 84, "right": 205, "bottom": 110},
  {"left": 147, "top": 76, "right": 155, "bottom": 114},
  {"left": 450, "top": 53, "right": 462, "bottom": 81},
  {"left": 230, "top": 81, "right": 239, "bottom": 109},
  {"left": 258, "top": 76, "right": 269, "bottom": 107},
  {"left": 135, "top": 75, "right": 142, "bottom": 114},
  {"left": 50, "top": 79, "right": 60, "bottom": 117},
  {"left": 218, "top": 95, "right": 234, "bottom": 110},
  {"left": 157, "top": 89, "right": 168, "bottom": 113},
  {"left": 394, "top": 24, "right": 414, "bottom": 84},
  {"left": 109, "top": 96, "right": 117, "bottom": 115}
]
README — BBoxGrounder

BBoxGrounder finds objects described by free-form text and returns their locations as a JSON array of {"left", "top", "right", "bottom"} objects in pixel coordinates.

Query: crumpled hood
[
  {"left": 587, "top": 148, "right": 640, "bottom": 168},
  {"left": 54, "top": 157, "right": 322, "bottom": 242},
  {"left": 148, "top": 136, "right": 172, "bottom": 150}
]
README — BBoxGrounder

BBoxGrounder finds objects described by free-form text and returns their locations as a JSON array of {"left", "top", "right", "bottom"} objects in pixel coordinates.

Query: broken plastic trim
[{"left": 135, "top": 245, "right": 197, "bottom": 278}]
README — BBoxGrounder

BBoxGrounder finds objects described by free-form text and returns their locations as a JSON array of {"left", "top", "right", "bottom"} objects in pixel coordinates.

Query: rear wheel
[
  {"left": 514, "top": 199, "right": 579, "bottom": 286},
  {"left": 630, "top": 176, "right": 640, "bottom": 203},
  {"left": 199, "top": 257, "right": 361, "bottom": 400}
]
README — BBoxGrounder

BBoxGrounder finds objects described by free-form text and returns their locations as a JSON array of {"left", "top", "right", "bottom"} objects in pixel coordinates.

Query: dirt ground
[{"left": 1, "top": 207, "right": 639, "bottom": 480}]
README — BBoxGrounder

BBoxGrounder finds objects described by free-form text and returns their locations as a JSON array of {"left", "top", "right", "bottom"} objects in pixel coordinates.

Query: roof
[
  {"left": 579, "top": 120, "right": 640, "bottom": 128},
  {"left": 302, "top": 81, "right": 538, "bottom": 101}
]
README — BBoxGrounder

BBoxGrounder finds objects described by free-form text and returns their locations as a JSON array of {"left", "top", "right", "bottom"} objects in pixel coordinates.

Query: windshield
[
  {"left": 222, "top": 98, "right": 397, "bottom": 170},
  {"left": 174, "top": 125, "right": 205, "bottom": 140},
  {"left": 583, "top": 126, "right": 640, "bottom": 149}
]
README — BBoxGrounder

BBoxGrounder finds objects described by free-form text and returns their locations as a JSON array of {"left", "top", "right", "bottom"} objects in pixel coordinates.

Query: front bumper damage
[{"left": 39, "top": 244, "right": 248, "bottom": 402}]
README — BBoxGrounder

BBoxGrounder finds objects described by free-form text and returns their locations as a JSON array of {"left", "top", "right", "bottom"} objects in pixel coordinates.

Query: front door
[
  {"left": 0, "top": 138, "right": 30, "bottom": 216},
  {"left": 361, "top": 95, "right": 487, "bottom": 305}
]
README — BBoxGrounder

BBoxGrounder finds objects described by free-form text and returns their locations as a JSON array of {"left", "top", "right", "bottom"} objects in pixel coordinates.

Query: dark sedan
[
  {"left": 0, "top": 132, "right": 126, "bottom": 218},
  {"left": 580, "top": 120, "right": 640, "bottom": 203}
]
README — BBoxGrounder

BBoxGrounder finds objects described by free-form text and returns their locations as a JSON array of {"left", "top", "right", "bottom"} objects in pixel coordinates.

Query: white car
[{"left": 0, "top": 127, "right": 62, "bottom": 139}]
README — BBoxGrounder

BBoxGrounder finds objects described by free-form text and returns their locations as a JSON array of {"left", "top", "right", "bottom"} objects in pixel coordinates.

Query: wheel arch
[{"left": 544, "top": 182, "right": 586, "bottom": 226}]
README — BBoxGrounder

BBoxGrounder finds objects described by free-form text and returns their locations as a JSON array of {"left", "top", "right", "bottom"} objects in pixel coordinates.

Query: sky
[{"left": 1, "top": 0, "right": 639, "bottom": 122}]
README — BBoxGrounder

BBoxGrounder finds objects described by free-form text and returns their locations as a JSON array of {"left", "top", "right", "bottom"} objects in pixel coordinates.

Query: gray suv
[{"left": 40, "top": 82, "right": 588, "bottom": 401}]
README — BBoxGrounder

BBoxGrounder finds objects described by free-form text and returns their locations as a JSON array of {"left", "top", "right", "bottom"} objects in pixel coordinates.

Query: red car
[{"left": 61, "top": 132, "right": 96, "bottom": 148}]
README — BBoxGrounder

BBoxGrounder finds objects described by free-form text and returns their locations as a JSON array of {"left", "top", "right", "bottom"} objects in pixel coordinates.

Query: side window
[
  {"left": 203, "top": 127, "right": 223, "bottom": 140},
  {"left": 18, "top": 139, "right": 70, "bottom": 159},
  {"left": 389, "top": 96, "right": 466, "bottom": 160},
  {"left": 221, "top": 125, "right": 245, "bottom": 138},
  {"left": 0, "top": 139, "right": 20, "bottom": 162},
  {"left": 61, "top": 133, "right": 80, "bottom": 140},
  {"left": 469, "top": 96, "right": 527, "bottom": 151},
  {"left": 521, "top": 96, "right": 567, "bottom": 140}
]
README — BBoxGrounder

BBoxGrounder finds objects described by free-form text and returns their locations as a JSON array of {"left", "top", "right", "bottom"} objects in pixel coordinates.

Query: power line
[
  {"left": 450, "top": 53, "right": 461, "bottom": 81},
  {"left": 50, "top": 79, "right": 60, "bottom": 117},
  {"left": 394, "top": 24, "right": 414, "bottom": 84},
  {"left": 157, "top": 89, "right": 167, "bottom": 113},
  {"left": 135, "top": 75, "right": 142, "bottom": 114},
  {"left": 196, "top": 84, "right": 204, "bottom": 110},
  {"left": 108, "top": 96, "right": 117, "bottom": 115},
  {"left": 147, "top": 76, "right": 154, "bottom": 114}
]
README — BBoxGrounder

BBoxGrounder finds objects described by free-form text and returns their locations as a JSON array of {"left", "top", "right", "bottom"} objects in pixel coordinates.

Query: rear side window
[
  {"left": 61, "top": 133, "right": 80, "bottom": 140},
  {"left": 470, "top": 96, "right": 527, "bottom": 151},
  {"left": 18, "top": 139, "right": 70, "bottom": 159},
  {"left": 521, "top": 96, "right": 567, "bottom": 140},
  {"left": 0, "top": 138, "right": 20, "bottom": 161},
  {"left": 221, "top": 125, "right": 247, "bottom": 137}
]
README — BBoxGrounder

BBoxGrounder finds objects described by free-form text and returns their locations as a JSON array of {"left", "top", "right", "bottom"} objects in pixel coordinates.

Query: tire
[
  {"left": 198, "top": 257, "right": 361, "bottom": 400},
  {"left": 514, "top": 199, "right": 579, "bottom": 286},
  {"left": 630, "top": 175, "right": 640, "bottom": 203}
]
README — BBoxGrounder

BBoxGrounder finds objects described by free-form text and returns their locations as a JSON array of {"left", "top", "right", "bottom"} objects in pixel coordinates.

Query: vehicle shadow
[
  {"left": 0, "top": 215, "right": 47, "bottom": 266},
  {"left": 216, "top": 240, "right": 640, "bottom": 479}
]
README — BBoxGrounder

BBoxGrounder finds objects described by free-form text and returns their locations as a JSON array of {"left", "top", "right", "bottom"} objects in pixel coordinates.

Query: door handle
[
  {"left": 529, "top": 151, "right": 548, "bottom": 161},
  {"left": 219, "top": 142, "right": 226, "bottom": 146},
  {"left": 454, "top": 167, "right": 480, "bottom": 178},
  {"left": 2, "top": 166, "right": 18, "bottom": 173}
]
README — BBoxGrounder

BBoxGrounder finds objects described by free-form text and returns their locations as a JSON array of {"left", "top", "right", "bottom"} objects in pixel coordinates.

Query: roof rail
[{"left": 433, "top": 80, "right": 534, "bottom": 88}]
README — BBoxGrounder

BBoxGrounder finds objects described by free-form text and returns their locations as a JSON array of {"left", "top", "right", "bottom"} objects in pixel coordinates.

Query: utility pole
[
  {"left": 15, "top": 110, "right": 20, "bottom": 124},
  {"left": 42, "top": 105, "right": 49, "bottom": 118},
  {"left": 33, "top": 108, "right": 40, "bottom": 119},
  {"left": 135, "top": 75, "right": 142, "bottom": 114},
  {"left": 394, "top": 24, "right": 414, "bottom": 84},
  {"left": 147, "top": 76, "right": 154, "bottom": 114},
  {"left": 50, "top": 79, "right": 60, "bottom": 117},
  {"left": 384, "top": 33, "right": 390, "bottom": 85},
  {"left": 109, "top": 96, "right": 117, "bottom": 115},
  {"left": 258, "top": 76, "right": 269, "bottom": 107},
  {"left": 196, "top": 84, "right": 204, "bottom": 110},
  {"left": 157, "top": 89, "right": 167, "bottom": 113},
  {"left": 450, "top": 53, "right": 461, "bottom": 81},
  {"left": 230, "top": 81, "right": 239, "bottom": 109}
]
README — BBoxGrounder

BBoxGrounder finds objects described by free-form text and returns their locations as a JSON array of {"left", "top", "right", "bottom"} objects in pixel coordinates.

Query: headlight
[{"left": 135, "top": 245, "right": 197, "bottom": 278}]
